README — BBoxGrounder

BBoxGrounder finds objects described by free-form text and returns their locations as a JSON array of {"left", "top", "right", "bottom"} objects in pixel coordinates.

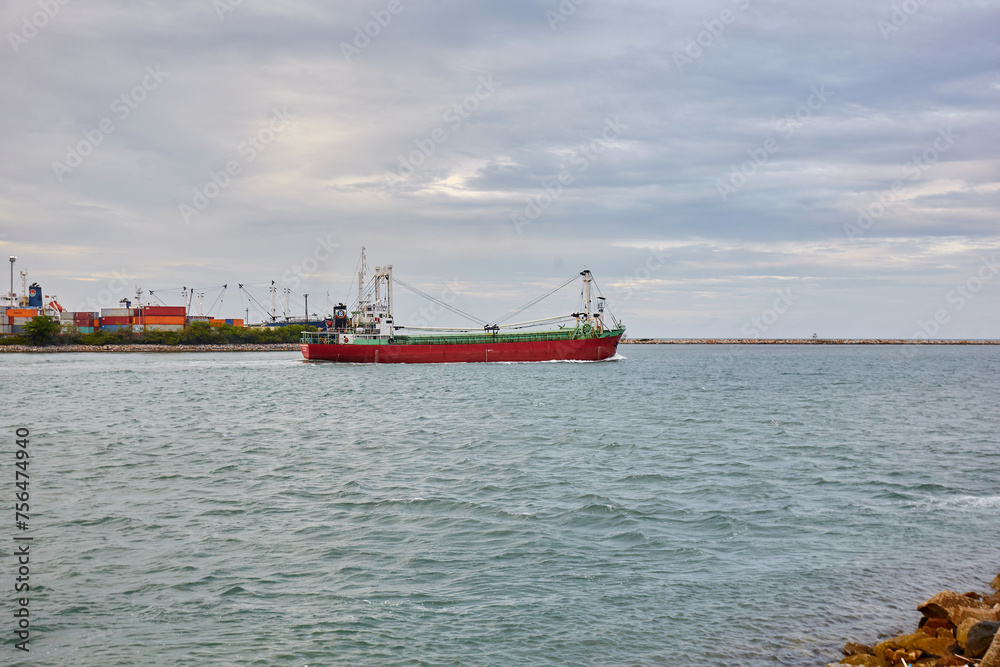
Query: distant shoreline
[
  {"left": 0, "top": 343, "right": 300, "bottom": 353},
  {"left": 622, "top": 339, "right": 1000, "bottom": 345}
]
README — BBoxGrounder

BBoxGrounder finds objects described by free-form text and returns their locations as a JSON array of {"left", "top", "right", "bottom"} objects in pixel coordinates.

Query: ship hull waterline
[{"left": 300, "top": 333, "right": 624, "bottom": 364}]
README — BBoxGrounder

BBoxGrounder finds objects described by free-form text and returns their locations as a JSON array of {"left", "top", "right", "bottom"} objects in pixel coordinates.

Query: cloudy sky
[{"left": 2, "top": 0, "right": 998, "bottom": 337}]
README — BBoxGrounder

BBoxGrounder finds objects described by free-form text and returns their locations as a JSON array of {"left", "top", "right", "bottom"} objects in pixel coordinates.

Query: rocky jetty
[
  {"left": 831, "top": 573, "right": 1000, "bottom": 666},
  {"left": 621, "top": 339, "right": 1000, "bottom": 345},
  {"left": 0, "top": 343, "right": 300, "bottom": 353}
]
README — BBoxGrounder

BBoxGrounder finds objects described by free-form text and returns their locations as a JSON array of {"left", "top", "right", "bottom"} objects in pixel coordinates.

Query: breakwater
[
  {"left": 0, "top": 343, "right": 299, "bottom": 353},
  {"left": 830, "top": 573, "right": 1000, "bottom": 666},
  {"left": 623, "top": 339, "right": 1000, "bottom": 345}
]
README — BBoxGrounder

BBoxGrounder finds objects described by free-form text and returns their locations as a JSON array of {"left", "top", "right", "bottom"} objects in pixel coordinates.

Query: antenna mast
[{"left": 358, "top": 246, "right": 366, "bottom": 312}]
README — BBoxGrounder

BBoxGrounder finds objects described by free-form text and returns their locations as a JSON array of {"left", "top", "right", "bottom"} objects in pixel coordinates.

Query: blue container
[
  {"left": 77, "top": 327, "right": 94, "bottom": 334},
  {"left": 100, "top": 324, "right": 126, "bottom": 331}
]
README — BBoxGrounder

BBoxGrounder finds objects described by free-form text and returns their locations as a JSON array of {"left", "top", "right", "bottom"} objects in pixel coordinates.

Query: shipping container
[
  {"left": 101, "top": 308, "right": 130, "bottom": 317},
  {"left": 59, "top": 311, "right": 75, "bottom": 321},
  {"left": 145, "top": 324, "right": 184, "bottom": 332},
  {"left": 143, "top": 306, "right": 186, "bottom": 316},
  {"left": 187, "top": 316, "right": 210, "bottom": 322},
  {"left": 141, "top": 315, "right": 186, "bottom": 325},
  {"left": 74, "top": 312, "right": 98, "bottom": 321},
  {"left": 10, "top": 325, "right": 23, "bottom": 333},
  {"left": 77, "top": 327, "right": 94, "bottom": 334},
  {"left": 6, "top": 309, "right": 39, "bottom": 317},
  {"left": 10, "top": 317, "right": 33, "bottom": 325},
  {"left": 101, "top": 316, "right": 130, "bottom": 325}
]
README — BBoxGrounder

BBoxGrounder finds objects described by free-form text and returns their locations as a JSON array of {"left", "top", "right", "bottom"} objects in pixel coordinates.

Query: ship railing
[
  {"left": 299, "top": 331, "right": 393, "bottom": 344},
  {"left": 300, "top": 331, "right": 337, "bottom": 344}
]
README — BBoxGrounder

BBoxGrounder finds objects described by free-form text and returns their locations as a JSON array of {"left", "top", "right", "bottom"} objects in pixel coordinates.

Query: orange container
[
  {"left": 142, "top": 316, "right": 187, "bottom": 325},
  {"left": 6, "top": 309, "right": 38, "bottom": 317}
]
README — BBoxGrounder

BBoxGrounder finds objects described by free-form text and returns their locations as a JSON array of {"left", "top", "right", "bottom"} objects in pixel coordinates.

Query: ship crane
[{"left": 19, "top": 270, "right": 28, "bottom": 308}]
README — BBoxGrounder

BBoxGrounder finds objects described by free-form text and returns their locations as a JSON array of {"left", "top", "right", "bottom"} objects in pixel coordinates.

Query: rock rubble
[
  {"left": 0, "top": 343, "right": 300, "bottom": 353},
  {"left": 831, "top": 573, "right": 1000, "bottom": 666}
]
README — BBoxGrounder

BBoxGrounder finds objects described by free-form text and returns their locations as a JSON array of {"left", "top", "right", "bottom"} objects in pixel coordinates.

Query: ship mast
[
  {"left": 357, "top": 246, "right": 366, "bottom": 319},
  {"left": 581, "top": 269, "right": 592, "bottom": 327},
  {"left": 373, "top": 264, "right": 393, "bottom": 318},
  {"left": 8, "top": 256, "right": 15, "bottom": 306},
  {"left": 386, "top": 264, "right": 393, "bottom": 319}
]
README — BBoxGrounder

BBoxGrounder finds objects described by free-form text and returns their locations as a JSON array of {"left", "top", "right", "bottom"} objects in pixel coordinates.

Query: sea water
[{"left": 2, "top": 345, "right": 998, "bottom": 665}]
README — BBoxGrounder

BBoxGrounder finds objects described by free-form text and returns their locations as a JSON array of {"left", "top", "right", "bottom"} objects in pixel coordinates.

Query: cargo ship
[{"left": 300, "top": 254, "right": 624, "bottom": 364}]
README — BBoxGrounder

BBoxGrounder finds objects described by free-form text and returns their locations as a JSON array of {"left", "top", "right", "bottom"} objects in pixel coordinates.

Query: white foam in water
[
  {"left": 496, "top": 353, "right": 626, "bottom": 364},
  {"left": 941, "top": 495, "right": 1000, "bottom": 510},
  {"left": 916, "top": 494, "right": 1000, "bottom": 512}
]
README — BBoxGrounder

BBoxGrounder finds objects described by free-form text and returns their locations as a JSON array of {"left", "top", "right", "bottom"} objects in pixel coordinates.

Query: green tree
[
  {"left": 23, "top": 316, "right": 60, "bottom": 346},
  {"left": 178, "top": 321, "right": 217, "bottom": 344}
]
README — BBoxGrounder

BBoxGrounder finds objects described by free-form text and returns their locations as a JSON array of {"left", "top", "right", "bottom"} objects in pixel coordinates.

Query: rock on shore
[
  {"left": 831, "top": 573, "right": 1000, "bottom": 666},
  {"left": 0, "top": 343, "right": 300, "bottom": 353}
]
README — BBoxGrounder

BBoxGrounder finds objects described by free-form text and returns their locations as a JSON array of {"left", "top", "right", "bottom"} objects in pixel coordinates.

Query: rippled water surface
[{"left": 2, "top": 345, "right": 999, "bottom": 666}]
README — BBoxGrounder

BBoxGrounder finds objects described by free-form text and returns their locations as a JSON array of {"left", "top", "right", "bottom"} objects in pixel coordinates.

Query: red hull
[{"left": 301, "top": 333, "right": 623, "bottom": 364}]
